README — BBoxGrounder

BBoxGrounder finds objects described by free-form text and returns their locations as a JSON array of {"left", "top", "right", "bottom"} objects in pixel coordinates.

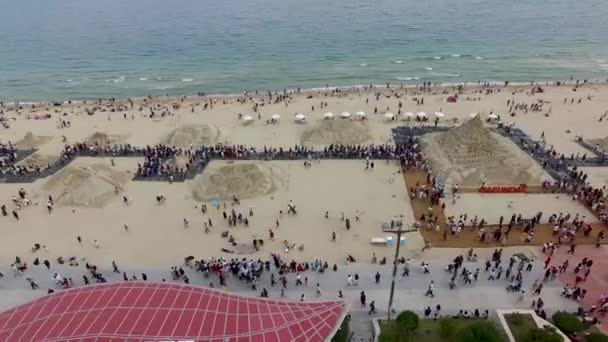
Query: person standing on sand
[{"left": 112, "top": 261, "right": 120, "bottom": 273}]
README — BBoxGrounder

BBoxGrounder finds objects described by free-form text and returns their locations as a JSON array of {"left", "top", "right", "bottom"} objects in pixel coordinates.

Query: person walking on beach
[
  {"left": 375, "top": 271, "right": 381, "bottom": 284},
  {"left": 26, "top": 278, "right": 39, "bottom": 290},
  {"left": 425, "top": 281, "right": 435, "bottom": 297},
  {"left": 331, "top": 232, "right": 336, "bottom": 242},
  {"left": 112, "top": 261, "right": 120, "bottom": 273},
  {"left": 360, "top": 291, "right": 367, "bottom": 307},
  {"left": 368, "top": 301, "right": 377, "bottom": 315}
]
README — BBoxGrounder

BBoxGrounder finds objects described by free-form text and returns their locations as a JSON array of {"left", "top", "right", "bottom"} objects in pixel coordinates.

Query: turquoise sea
[{"left": 1, "top": 0, "right": 608, "bottom": 101}]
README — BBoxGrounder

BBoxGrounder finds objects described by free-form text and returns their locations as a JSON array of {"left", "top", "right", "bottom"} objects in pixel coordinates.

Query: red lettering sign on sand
[{"left": 479, "top": 186, "right": 528, "bottom": 193}]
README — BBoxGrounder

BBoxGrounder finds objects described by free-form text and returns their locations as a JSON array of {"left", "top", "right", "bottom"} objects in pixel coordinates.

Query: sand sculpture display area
[
  {"left": 191, "top": 161, "right": 286, "bottom": 202},
  {"left": 42, "top": 163, "right": 129, "bottom": 208},
  {"left": 162, "top": 124, "right": 220, "bottom": 147},
  {"left": 421, "top": 116, "right": 548, "bottom": 188},
  {"left": 300, "top": 120, "right": 371, "bottom": 145}
]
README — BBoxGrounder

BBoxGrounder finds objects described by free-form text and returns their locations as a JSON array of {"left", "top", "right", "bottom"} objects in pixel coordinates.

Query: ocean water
[{"left": 1, "top": 0, "right": 608, "bottom": 101}]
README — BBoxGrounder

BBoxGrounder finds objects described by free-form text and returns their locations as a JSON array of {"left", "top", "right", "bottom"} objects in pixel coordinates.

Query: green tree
[
  {"left": 439, "top": 318, "right": 457, "bottom": 339},
  {"left": 587, "top": 332, "right": 608, "bottom": 342},
  {"left": 396, "top": 310, "right": 420, "bottom": 334},
  {"left": 457, "top": 321, "right": 502, "bottom": 342},
  {"left": 551, "top": 312, "right": 584, "bottom": 335},
  {"left": 522, "top": 328, "right": 562, "bottom": 342}
]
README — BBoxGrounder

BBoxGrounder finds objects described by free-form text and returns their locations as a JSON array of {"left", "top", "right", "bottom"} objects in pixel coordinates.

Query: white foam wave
[
  {"left": 424, "top": 67, "right": 433, "bottom": 71},
  {"left": 139, "top": 77, "right": 149, "bottom": 81},
  {"left": 396, "top": 76, "right": 421, "bottom": 81},
  {"left": 359, "top": 63, "right": 369, "bottom": 67},
  {"left": 66, "top": 79, "right": 73, "bottom": 82},
  {"left": 451, "top": 54, "right": 461, "bottom": 57},
  {"left": 475, "top": 56, "right": 484, "bottom": 60},
  {"left": 393, "top": 60, "right": 403, "bottom": 64},
  {"left": 433, "top": 56, "right": 441, "bottom": 60},
  {"left": 431, "top": 72, "right": 462, "bottom": 77},
  {"left": 596, "top": 59, "right": 606, "bottom": 63},
  {"left": 182, "top": 78, "right": 193, "bottom": 82}
]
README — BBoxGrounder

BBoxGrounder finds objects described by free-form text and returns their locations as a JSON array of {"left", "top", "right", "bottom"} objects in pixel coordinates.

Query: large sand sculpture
[
  {"left": 422, "top": 116, "right": 547, "bottom": 187},
  {"left": 42, "top": 164, "right": 129, "bottom": 208},
  {"left": 15, "top": 132, "right": 52, "bottom": 149},
  {"left": 86, "top": 132, "right": 126, "bottom": 145},
  {"left": 301, "top": 120, "right": 371, "bottom": 145},
  {"left": 191, "top": 161, "right": 285, "bottom": 201},
  {"left": 162, "top": 124, "right": 220, "bottom": 147},
  {"left": 588, "top": 136, "right": 608, "bottom": 153}
]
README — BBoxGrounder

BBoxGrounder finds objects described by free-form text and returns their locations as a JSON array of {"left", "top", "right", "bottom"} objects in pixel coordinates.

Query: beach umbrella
[
  {"left": 384, "top": 112, "right": 395, "bottom": 119},
  {"left": 356, "top": 111, "right": 366, "bottom": 117},
  {"left": 416, "top": 111, "right": 427, "bottom": 118},
  {"left": 488, "top": 113, "right": 499, "bottom": 119},
  {"left": 340, "top": 111, "right": 351, "bottom": 118},
  {"left": 243, "top": 115, "right": 253, "bottom": 121},
  {"left": 271, "top": 114, "right": 280, "bottom": 120},
  {"left": 434, "top": 112, "right": 444, "bottom": 118},
  {"left": 470, "top": 112, "right": 478, "bottom": 118},
  {"left": 324, "top": 112, "right": 334, "bottom": 119},
  {"left": 295, "top": 113, "right": 306, "bottom": 121}
]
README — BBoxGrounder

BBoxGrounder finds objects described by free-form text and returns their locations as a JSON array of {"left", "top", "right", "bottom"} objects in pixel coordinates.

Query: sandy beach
[{"left": 1, "top": 82, "right": 608, "bottom": 269}]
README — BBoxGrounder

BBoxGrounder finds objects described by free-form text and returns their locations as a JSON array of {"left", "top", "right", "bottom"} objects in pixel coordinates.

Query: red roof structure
[{"left": 0, "top": 282, "right": 348, "bottom": 341}]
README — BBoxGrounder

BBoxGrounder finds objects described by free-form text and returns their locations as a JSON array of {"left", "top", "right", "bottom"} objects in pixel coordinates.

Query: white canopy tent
[
  {"left": 295, "top": 113, "right": 306, "bottom": 123},
  {"left": 384, "top": 112, "right": 395, "bottom": 120},
  {"left": 340, "top": 112, "right": 351, "bottom": 119},
  {"left": 243, "top": 115, "right": 254, "bottom": 125},
  {"left": 324, "top": 112, "right": 334, "bottom": 119}
]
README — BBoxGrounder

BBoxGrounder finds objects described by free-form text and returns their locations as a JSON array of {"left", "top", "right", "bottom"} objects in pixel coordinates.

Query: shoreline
[{"left": 2, "top": 77, "right": 608, "bottom": 107}]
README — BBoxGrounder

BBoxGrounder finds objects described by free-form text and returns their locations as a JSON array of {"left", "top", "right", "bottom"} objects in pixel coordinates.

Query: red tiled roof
[{"left": 0, "top": 282, "right": 348, "bottom": 341}]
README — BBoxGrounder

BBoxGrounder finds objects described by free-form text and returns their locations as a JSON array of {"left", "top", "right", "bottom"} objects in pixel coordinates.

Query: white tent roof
[
  {"left": 295, "top": 113, "right": 306, "bottom": 120},
  {"left": 384, "top": 112, "right": 394, "bottom": 118},
  {"left": 488, "top": 113, "right": 499, "bottom": 119},
  {"left": 271, "top": 114, "right": 280, "bottom": 120},
  {"left": 324, "top": 112, "right": 334, "bottom": 118},
  {"left": 470, "top": 112, "right": 478, "bottom": 118},
  {"left": 404, "top": 112, "right": 414, "bottom": 117},
  {"left": 243, "top": 115, "right": 253, "bottom": 121},
  {"left": 356, "top": 111, "right": 366, "bottom": 116},
  {"left": 340, "top": 112, "right": 351, "bottom": 118},
  {"left": 434, "top": 112, "right": 444, "bottom": 117},
  {"left": 416, "top": 111, "right": 427, "bottom": 117}
]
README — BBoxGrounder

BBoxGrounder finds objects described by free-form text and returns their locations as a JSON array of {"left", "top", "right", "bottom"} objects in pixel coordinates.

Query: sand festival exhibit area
[
  {"left": 161, "top": 124, "right": 220, "bottom": 147},
  {"left": 15, "top": 132, "right": 53, "bottom": 149},
  {"left": 300, "top": 119, "right": 372, "bottom": 145},
  {"left": 41, "top": 163, "right": 130, "bottom": 208},
  {"left": 85, "top": 132, "right": 128, "bottom": 146},
  {"left": 587, "top": 136, "right": 608, "bottom": 153},
  {"left": 422, "top": 116, "right": 549, "bottom": 187},
  {"left": 0, "top": 160, "right": 416, "bottom": 267},
  {"left": 191, "top": 161, "right": 286, "bottom": 202}
]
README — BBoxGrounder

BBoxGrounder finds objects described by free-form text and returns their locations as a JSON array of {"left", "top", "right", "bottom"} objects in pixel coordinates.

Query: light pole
[{"left": 382, "top": 222, "right": 411, "bottom": 321}]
